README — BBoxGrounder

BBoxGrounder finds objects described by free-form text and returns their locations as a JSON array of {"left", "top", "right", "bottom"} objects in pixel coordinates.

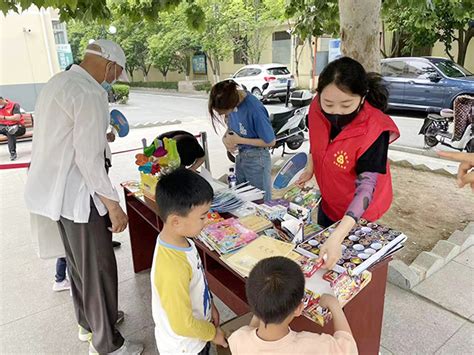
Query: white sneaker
[
  {"left": 89, "top": 340, "right": 144, "bottom": 355},
  {"left": 78, "top": 311, "right": 125, "bottom": 342},
  {"left": 52, "top": 279, "right": 71, "bottom": 292},
  {"left": 78, "top": 325, "right": 92, "bottom": 342}
]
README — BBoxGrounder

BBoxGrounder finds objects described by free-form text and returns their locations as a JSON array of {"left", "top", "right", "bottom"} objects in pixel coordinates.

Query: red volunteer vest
[
  {"left": 309, "top": 98, "right": 400, "bottom": 222},
  {"left": 0, "top": 100, "right": 24, "bottom": 126}
]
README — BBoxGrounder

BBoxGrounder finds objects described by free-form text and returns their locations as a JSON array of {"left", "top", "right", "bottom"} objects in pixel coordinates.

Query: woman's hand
[
  {"left": 318, "top": 237, "right": 342, "bottom": 270},
  {"left": 222, "top": 132, "right": 241, "bottom": 152},
  {"left": 318, "top": 216, "right": 355, "bottom": 269},
  {"left": 296, "top": 169, "right": 313, "bottom": 187}
]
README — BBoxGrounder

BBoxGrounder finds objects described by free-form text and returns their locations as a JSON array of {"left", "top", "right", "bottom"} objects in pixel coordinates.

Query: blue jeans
[
  {"left": 236, "top": 148, "right": 272, "bottom": 201},
  {"left": 55, "top": 257, "right": 67, "bottom": 282}
]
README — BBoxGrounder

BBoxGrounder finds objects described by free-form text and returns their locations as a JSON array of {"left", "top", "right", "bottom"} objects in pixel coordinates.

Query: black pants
[
  {"left": 57, "top": 201, "right": 124, "bottom": 353},
  {"left": 317, "top": 203, "right": 337, "bottom": 228},
  {"left": 0, "top": 124, "right": 25, "bottom": 154},
  {"left": 198, "top": 342, "right": 211, "bottom": 355}
]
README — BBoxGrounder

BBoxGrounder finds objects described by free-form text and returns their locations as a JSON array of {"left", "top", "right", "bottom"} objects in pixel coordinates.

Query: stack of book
[
  {"left": 238, "top": 215, "right": 273, "bottom": 233},
  {"left": 199, "top": 218, "right": 258, "bottom": 255}
]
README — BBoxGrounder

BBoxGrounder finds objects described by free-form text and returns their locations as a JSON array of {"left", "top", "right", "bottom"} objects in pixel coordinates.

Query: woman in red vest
[
  {"left": 0, "top": 97, "right": 25, "bottom": 161},
  {"left": 297, "top": 57, "right": 400, "bottom": 269}
]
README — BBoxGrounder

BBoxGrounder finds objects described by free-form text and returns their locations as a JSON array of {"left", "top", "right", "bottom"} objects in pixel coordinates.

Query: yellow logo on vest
[{"left": 334, "top": 151, "right": 349, "bottom": 169}]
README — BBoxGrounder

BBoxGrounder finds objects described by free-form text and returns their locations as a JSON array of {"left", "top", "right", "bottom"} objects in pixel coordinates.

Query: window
[
  {"left": 52, "top": 20, "right": 68, "bottom": 45},
  {"left": 273, "top": 31, "right": 291, "bottom": 41},
  {"left": 247, "top": 68, "right": 262, "bottom": 76},
  {"left": 267, "top": 67, "right": 290, "bottom": 76},
  {"left": 406, "top": 60, "right": 437, "bottom": 79},
  {"left": 234, "top": 69, "right": 249, "bottom": 78},
  {"left": 272, "top": 31, "right": 291, "bottom": 64},
  {"left": 381, "top": 61, "right": 406, "bottom": 77},
  {"left": 434, "top": 60, "right": 472, "bottom": 78}
]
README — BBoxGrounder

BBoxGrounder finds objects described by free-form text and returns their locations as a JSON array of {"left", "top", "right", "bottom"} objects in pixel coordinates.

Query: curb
[
  {"left": 388, "top": 158, "right": 456, "bottom": 177},
  {"left": 130, "top": 120, "right": 182, "bottom": 129},
  {"left": 389, "top": 145, "right": 439, "bottom": 158},
  {"left": 130, "top": 88, "right": 208, "bottom": 98},
  {"left": 388, "top": 222, "right": 474, "bottom": 290}
]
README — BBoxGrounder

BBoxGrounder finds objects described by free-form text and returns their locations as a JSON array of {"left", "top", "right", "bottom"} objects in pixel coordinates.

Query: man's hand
[
  {"left": 212, "top": 327, "right": 228, "bottom": 348},
  {"left": 438, "top": 151, "right": 474, "bottom": 191},
  {"left": 106, "top": 132, "right": 116, "bottom": 143},
  {"left": 108, "top": 204, "right": 128, "bottom": 233},
  {"left": 211, "top": 302, "right": 220, "bottom": 327}
]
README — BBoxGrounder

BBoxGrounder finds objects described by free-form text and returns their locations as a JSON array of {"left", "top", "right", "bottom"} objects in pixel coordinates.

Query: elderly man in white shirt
[{"left": 25, "top": 40, "right": 143, "bottom": 355}]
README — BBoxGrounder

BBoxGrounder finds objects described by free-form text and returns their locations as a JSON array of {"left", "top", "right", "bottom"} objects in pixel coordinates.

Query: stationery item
[
  {"left": 238, "top": 215, "right": 273, "bottom": 233},
  {"left": 206, "top": 212, "right": 224, "bottom": 225},
  {"left": 200, "top": 218, "right": 258, "bottom": 255},
  {"left": 255, "top": 204, "right": 287, "bottom": 221},
  {"left": 223, "top": 236, "right": 295, "bottom": 277},
  {"left": 231, "top": 201, "right": 259, "bottom": 218},
  {"left": 297, "top": 221, "right": 407, "bottom": 276},
  {"left": 264, "top": 228, "right": 293, "bottom": 243},
  {"left": 283, "top": 185, "right": 321, "bottom": 210},
  {"left": 281, "top": 213, "right": 304, "bottom": 244},
  {"left": 299, "top": 258, "right": 324, "bottom": 278}
]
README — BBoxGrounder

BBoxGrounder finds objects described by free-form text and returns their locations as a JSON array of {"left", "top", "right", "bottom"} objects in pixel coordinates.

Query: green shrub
[
  {"left": 126, "top": 81, "right": 178, "bottom": 90},
  {"left": 194, "top": 81, "right": 212, "bottom": 93},
  {"left": 112, "top": 84, "right": 130, "bottom": 104}
]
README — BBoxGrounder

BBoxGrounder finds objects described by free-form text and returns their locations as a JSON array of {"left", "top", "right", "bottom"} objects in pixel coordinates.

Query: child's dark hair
[
  {"left": 208, "top": 80, "right": 240, "bottom": 130},
  {"left": 317, "top": 56, "right": 389, "bottom": 112},
  {"left": 155, "top": 167, "right": 213, "bottom": 221},
  {"left": 246, "top": 256, "right": 305, "bottom": 325}
]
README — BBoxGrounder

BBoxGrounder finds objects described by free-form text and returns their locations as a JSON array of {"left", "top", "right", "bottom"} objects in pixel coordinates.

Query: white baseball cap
[{"left": 85, "top": 39, "right": 129, "bottom": 82}]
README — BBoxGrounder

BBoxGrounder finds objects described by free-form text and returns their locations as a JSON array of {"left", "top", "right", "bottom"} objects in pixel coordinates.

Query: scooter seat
[
  {"left": 270, "top": 108, "right": 298, "bottom": 123},
  {"left": 427, "top": 113, "right": 446, "bottom": 121}
]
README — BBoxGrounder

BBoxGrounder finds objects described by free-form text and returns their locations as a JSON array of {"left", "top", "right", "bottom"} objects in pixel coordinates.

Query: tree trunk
[
  {"left": 457, "top": 27, "right": 473, "bottom": 67},
  {"left": 339, "top": 0, "right": 382, "bottom": 72}
]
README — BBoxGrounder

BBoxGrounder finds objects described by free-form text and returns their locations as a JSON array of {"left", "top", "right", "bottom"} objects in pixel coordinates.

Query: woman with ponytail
[
  {"left": 209, "top": 80, "right": 276, "bottom": 201},
  {"left": 297, "top": 57, "right": 400, "bottom": 269}
]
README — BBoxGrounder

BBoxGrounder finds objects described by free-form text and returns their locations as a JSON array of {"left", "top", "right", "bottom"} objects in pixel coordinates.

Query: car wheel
[
  {"left": 286, "top": 133, "right": 305, "bottom": 150},
  {"left": 279, "top": 97, "right": 287, "bottom": 103},
  {"left": 252, "top": 88, "right": 263, "bottom": 101}
]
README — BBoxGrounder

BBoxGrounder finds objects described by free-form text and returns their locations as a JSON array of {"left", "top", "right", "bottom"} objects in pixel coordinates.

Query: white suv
[{"left": 230, "top": 64, "right": 296, "bottom": 102}]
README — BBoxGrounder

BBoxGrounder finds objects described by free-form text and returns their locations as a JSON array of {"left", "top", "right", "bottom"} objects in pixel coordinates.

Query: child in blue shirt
[{"left": 208, "top": 80, "right": 275, "bottom": 200}]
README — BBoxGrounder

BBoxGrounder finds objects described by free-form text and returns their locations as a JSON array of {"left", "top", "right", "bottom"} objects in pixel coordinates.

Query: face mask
[
  {"left": 100, "top": 62, "right": 117, "bottom": 93},
  {"left": 321, "top": 98, "right": 364, "bottom": 129}
]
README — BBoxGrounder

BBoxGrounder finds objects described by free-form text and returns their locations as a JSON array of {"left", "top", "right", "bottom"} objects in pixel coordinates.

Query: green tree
[
  {"left": 227, "top": 0, "right": 286, "bottom": 64},
  {"left": 195, "top": 0, "right": 235, "bottom": 82},
  {"left": 147, "top": 4, "right": 199, "bottom": 81},
  {"left": 383, "top": 0, "right": 473, "bottom": 66},
  {"left": 285, "top": 0, "right": 339, "bottom": 83}
]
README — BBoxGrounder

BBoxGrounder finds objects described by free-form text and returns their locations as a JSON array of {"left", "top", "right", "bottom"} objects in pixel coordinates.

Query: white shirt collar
[{"left": 69, "top": 64, "right": 105, "bottom": 92}]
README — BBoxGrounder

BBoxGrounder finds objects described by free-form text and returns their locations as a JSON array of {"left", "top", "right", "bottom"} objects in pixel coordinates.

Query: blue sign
[
  {"left": 328, "top": 39, "right": 341, "bottom": 63},
  {"left": 192, "top": 54, "right": 207, "bottom": 74},
  {"left": 56, "top": 44, "right": 73, "bottom": 70}
]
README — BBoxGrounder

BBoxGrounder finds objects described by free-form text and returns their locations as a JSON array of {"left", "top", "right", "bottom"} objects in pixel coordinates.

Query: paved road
[{"left": 120, "top": 91, "right": 451, "bottom": 152}]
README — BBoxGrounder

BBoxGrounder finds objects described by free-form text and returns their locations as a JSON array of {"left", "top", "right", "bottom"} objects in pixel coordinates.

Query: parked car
[
  {"left": 381, "top": 57, "right": 474, "bottom": 112},
  {"left": 230, "top": 64, "right": 296, "bottom": 102}
]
